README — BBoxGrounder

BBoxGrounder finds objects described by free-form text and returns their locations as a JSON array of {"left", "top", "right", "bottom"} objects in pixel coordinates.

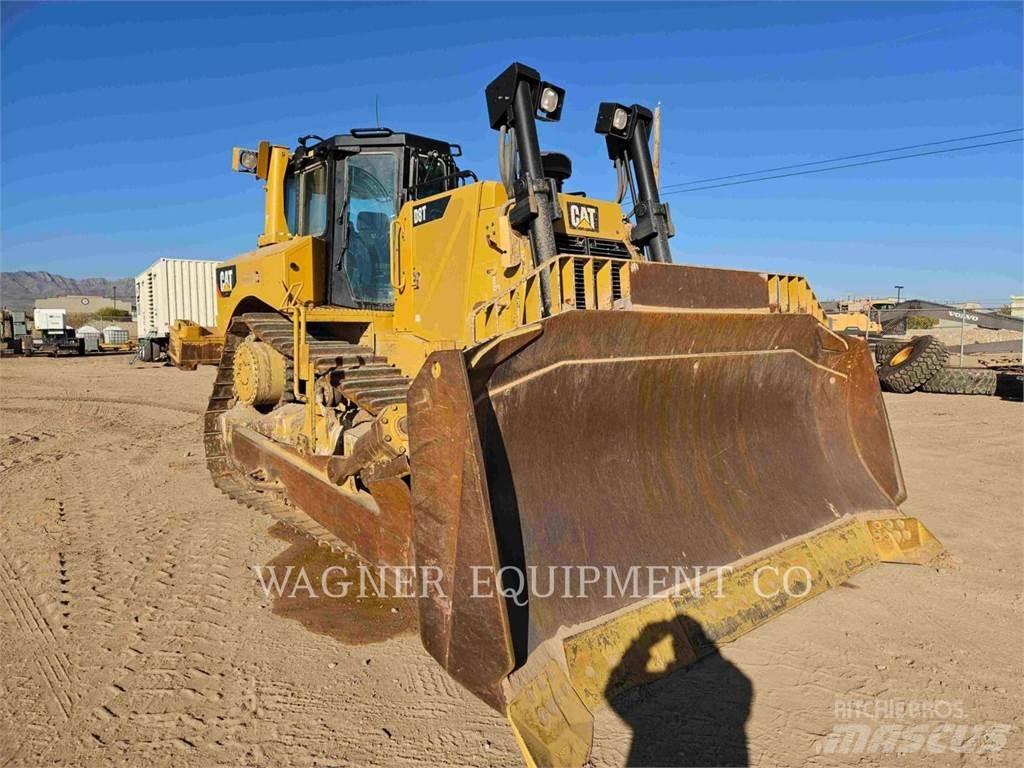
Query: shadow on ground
[
  {"left": 261, "top": 523, "right": 417, "bottom": 645},
  {"left": 607, "top": 618, "right": 753, "bottom": 767}
]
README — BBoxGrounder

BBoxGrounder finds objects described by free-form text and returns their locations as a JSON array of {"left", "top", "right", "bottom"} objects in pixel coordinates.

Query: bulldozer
[{"left": 206, "top": 62, "right": 943, "bottom": 766}]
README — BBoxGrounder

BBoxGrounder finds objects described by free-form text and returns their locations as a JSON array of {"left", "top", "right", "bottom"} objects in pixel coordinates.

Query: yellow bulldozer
[{"left": 207, "top": 63, "right": 942, "bottom": 766}]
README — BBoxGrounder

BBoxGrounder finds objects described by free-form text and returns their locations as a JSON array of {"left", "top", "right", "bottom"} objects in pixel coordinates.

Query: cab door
[{"left": 329, "top": 152, "right": 400, "bottom": 308}]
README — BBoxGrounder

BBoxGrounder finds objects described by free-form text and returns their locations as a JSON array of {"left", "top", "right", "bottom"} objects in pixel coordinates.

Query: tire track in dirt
[
  {"left": 0, "top": 397, "right": 89, "bottom": 476},
  {"left": 2, "top": 358, "right": 520, "bottom": 768},
  {"left": 0, "top": 382, "right": 213, "bottom": 765},
  {"left": 75, "top": 510, "right": 259, "bottom": 764},
  {"left": 0, "top": 549, "right": 77, "bottom": 720},
  {"left": 2, "top": 394, "right": 204, "bottom": 416},
  {"left": 38, "top": 436, "right": 262, "bottom": 765},
  {"left": 0, "top": 548, "right": 80, "bottom": 765}
]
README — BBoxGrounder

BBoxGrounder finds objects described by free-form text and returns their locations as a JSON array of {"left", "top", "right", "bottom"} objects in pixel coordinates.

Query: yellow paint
[
  {"left": 867, "top": 517, "right": 943, "bottom": 564},
  {"left": 168, "top": 320, "right": 223, "bottom": 370},
  {"left": 218, "top": 142, "right": 840, "bottom": 456},
  {"left": 215, "top": 237, "right": 324, "bottom": 333},
  {"left": 828, "top": 311, "right": 882, "bottom": 334},
  {"left": 233, "top": 340, "right": 286, "bottom": 406},
  {"left": 767, "top": 273, "right": 826, "bottom": 322},
  {"left": 889, "top": 344, "right": 913, "bottom": 366},
  {"left": 258, "top": 145, "right": 292, "bottom": 247},
  {"left": 507, "top": 661, "right": 593, "bottom": 768}
]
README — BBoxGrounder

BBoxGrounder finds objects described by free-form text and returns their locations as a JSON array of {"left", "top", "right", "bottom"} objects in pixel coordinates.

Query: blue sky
[{"left": 2, "top": 1, "right": 1021, "bottom": 303}]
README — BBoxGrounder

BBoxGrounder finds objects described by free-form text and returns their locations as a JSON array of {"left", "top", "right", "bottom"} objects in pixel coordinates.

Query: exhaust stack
[{"left": 596, "top": 103, "right": 674, "bottom": 263}]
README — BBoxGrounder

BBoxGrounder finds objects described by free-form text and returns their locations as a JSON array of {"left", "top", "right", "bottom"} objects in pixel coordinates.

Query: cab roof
[{"left": 302, "top": 128, "right": 458, "bottom": 158}]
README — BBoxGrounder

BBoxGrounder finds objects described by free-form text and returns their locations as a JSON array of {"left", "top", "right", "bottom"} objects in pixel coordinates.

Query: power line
[
  {"left": 662, "top": 128, "right": 1023, "bottom": 191},
  {"left": 660, "top": 138, "right": 1023, "bottom": 196}
]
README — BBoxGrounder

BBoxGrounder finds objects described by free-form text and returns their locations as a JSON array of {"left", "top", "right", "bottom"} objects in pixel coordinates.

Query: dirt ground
[{"left": 1, "top": 354, "right": 1021, "bottom": 767}]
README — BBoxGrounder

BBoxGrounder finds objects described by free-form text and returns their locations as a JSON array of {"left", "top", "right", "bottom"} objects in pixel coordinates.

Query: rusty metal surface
[
  {"left": 838, "top": 334, "right": 906, "bottom": 503},
  {"left": 226, "top": 425, "right": 413, "bottom": 568},
  {"left": 407, "top": 350, "right": 515, "bottom": 711},
  {"left": 626, "top": 262, "right": 770, "bottom": 309},
  {"left": 469, "top": 310, "right": 902, "bottom": 653}
]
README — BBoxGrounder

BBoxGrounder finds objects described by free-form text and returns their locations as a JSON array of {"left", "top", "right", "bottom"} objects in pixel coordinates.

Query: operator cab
[{"left": 284, "top": 128, "right": 467, "bottom": 309}]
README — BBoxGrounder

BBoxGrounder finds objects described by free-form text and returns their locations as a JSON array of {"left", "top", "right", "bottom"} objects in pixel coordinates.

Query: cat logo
[
  {"left": 567, "top": 202, "right": 599, "bottom": 232},
  {"left": 217, "top": 266, "right": 236, "bottom": 297}
]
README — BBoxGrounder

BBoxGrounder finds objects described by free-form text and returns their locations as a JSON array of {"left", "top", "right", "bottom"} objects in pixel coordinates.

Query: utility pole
[
  {"left": 652, "top": 103, "right": 662, "bottom": 186},
  {"left": 895, "top": 285, "right": 904, "bottom": 304},
  {"left": 112, "top": 286, "right": 117, "bottom": 314},
  {"left": 959, "top": 309, "right": 966, "bottom": 368}
]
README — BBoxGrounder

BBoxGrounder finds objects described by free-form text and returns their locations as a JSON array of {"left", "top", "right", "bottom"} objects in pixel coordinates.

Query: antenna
[{"left": 375, "top": 95, "right": 381, "bottom": 128}]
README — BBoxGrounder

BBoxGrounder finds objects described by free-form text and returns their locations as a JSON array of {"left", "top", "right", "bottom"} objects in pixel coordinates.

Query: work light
[
  {"left": 594, "top": 102, "right": 634, "bottom": 140},
  {"left": 537, "top": 83, "right": 564, "bottom": 121},
  {"left": 612, "top": 107, "right": 629, "bottom": 132},
  {"left": 486, "top": 64, "right": 567, "bottom": 128},
  {"left": 231, "top": 146, "right": 259, "bottom": 174}
]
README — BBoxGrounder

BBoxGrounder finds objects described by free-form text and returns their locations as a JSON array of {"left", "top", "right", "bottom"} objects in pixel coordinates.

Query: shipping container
[{"left": 135, "top": 258, "right": 219, "bottom": 338}]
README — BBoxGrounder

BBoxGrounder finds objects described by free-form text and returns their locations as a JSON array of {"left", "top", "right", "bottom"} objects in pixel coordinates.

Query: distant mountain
[{"left": 1, "top": 271, "right": 135, "bottom": 311}]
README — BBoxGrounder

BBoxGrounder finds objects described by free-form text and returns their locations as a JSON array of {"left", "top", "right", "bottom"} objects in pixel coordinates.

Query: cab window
[
  {"left": 284, "top": 173, "right": 298, "bottom": 233},
  {"left": 412, "top": 152, "right": 449, "bottom": 200},
  {"left": 300, "top": 164, "right": 328, "bottom": 236},
  {"left": 344, "top": 153, "right": 397, "bottom": 305},
  {"left": 283, "top": 164, "right": 328, "bottom": 237}
]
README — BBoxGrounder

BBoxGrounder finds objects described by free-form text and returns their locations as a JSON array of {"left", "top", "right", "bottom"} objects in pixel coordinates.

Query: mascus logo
[{"left": 567, "top": 202, "right": 599, "bottom": 232}]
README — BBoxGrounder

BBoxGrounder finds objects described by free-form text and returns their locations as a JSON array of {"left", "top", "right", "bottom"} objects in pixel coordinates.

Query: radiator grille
[
  {"left": 573, "top": 260, "right": 587, "bottom": 309},
  {"left": 611, "top": 266, "right": 623, "bottom": 302},
  {"left": 555, "top": 233, "right": 630, "bottom": 259}
]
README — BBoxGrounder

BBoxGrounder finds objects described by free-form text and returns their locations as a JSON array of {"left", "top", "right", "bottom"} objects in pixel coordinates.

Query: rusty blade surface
[
  {"left": 407, "top": 350, "right": 516, "bottom": 710},
  {"left": 467, "top": 310, "right": 902, "bottom": 654}
]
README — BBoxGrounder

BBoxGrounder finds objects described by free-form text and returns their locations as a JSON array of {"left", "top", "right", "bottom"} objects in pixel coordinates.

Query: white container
[
  {"left": 135, "top": 258, "right": 219, "bottom": 338},
  {"left": 102, "top": 326, "right": 130, "bottom": 345},
  {"left": 33, "top": 308, "right": 67, "bottom": 331},
  {"left": 77, "top": 325, "right": 101, "bottom": 340}
]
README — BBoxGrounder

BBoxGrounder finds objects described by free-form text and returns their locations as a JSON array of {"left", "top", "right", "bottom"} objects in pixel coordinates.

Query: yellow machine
[
  {"left": 827, "top": 310, "right": 882, "bottom": 335},
  {"left": 206, "top": 63, "right": 942, "bottom": 767},
  {"left": 168, "top": 320, "right": 224, "bottom": 370}
]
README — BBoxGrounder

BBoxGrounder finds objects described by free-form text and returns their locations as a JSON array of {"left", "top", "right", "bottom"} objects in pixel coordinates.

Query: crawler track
[{"left": 203, "top": 312, "right": 411, "bottom": 550}]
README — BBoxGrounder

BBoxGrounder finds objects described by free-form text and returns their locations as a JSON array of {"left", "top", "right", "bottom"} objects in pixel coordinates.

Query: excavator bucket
[{"left": 408, "top": 303, "right": 942, "bottom": 767}]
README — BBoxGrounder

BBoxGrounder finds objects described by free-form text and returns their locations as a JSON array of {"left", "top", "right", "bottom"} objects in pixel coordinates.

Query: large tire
[
  {"left": 920, "top": 367, "right": 998, "bottom": 396},
  {"left": 995, "top": 373, "right": 1023, "bottom": 401},
  {"left": 873, "top": 341, "right": 903, "bottom": 366},
  {"left": 877, "top": 335, "right": 947, "bottom": 393}
]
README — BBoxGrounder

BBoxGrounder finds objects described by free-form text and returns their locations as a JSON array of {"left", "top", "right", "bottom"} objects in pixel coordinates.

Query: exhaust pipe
[
  {"left": 596, "top": 103, "right": 674, "bottom": 263},
  {"left": 486, "top": 63, "right": 566, "bottom": 315}
]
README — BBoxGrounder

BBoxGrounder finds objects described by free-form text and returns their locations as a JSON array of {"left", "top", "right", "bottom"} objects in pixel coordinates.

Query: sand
[{"left": 1, "top": 354, "right": 1021, "bottom": 766}]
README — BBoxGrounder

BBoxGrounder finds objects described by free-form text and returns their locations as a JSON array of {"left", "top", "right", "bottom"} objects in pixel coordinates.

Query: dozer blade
[{"left": 408, "top": 309, "right": 942, "bottom": 767}]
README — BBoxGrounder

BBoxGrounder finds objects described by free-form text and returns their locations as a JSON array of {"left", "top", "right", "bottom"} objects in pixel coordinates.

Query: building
[
  {"left": 1009, "top": 296, "right": 1024, "bottom": 319},
  {"left": 34, "top": 294, "right": 134, "bottom": 314}
]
